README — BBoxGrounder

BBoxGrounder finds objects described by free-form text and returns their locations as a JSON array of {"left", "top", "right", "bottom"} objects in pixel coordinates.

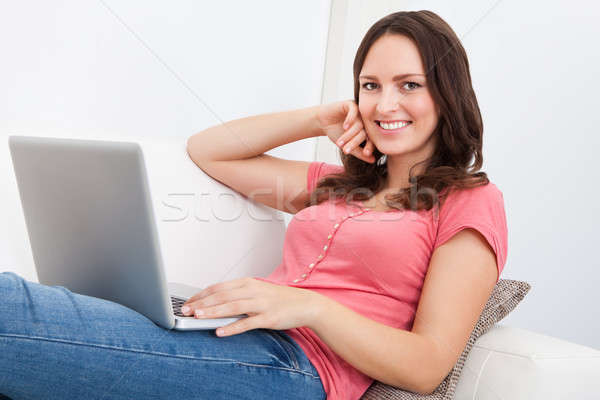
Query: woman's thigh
[{"left": 0, "top": 271, "right": 325, "bottom": 400}]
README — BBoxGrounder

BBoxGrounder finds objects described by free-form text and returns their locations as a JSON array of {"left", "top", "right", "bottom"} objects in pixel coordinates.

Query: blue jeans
[{"left": 0, "top": 271, "right": 326, "bottom": 400}]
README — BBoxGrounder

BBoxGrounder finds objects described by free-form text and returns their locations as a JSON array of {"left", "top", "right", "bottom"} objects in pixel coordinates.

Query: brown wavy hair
[{"left": 304, "top": 10, "right": 489, "bottom": 214}]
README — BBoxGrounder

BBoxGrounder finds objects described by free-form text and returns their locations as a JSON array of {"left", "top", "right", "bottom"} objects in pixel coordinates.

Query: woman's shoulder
[
  {"left": 308, "top": 161, "right": 345, "bottom": 192},
  {"left": 442, "top": 180, "right": 503, "bottom": 202},
  {"left": 310, "top": 161, "right": 345, "bottom": 177},
  {"left": 437, "top": 181, "right": 506, "bottom": 222}
]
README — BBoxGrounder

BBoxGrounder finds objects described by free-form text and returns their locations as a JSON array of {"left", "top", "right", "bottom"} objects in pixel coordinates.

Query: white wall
[
  {"left": 320, "top": 0, "right": 600, "bottom": 349},
  {"left": 0, "top": 1, "right": 331, "bottom": 281}
]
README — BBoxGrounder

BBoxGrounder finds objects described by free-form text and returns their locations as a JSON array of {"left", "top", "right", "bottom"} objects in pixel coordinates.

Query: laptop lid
[{"left": 8, "top": 135, "right": 176, "bottom": 329}]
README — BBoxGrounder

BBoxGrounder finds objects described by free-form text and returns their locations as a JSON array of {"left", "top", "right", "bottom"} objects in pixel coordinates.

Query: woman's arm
[
  {"left": 185, "top": 105, "right": 327, "bottom": 214},
  {"left": 308, "top": 293, "right": 438, "bottom": 395},
  {"left": 187, "top": 105, "right": 324, "bottom": 163}
]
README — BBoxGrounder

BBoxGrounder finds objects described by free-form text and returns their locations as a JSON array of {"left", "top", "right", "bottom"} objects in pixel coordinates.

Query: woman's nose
[{"left": 376, "top": 91, "right": 403, "bottom": 114}]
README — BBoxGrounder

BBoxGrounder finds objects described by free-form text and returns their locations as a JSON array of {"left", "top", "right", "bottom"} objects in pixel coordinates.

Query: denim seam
[
  {"left": 269, "top": 330, "right": 300, "bottom": 370},
  {"left": 0, "top": 333, "right": 321, "bottom": 379}
]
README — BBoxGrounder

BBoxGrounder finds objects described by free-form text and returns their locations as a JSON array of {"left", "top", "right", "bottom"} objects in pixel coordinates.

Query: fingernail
[
  {"left": 181, "top": 306, "right": 190, "bottom": 314},
  {"left": 195, "top": 309, "right": 204, "bottom": 317},
  {"left": 337, "top": 139, "right": 344, "bottom": 146},
  {"left": 343, "top": 122, "right": 348, "bottom": 129},
  {"left": 344, "top": 147, "right": 350, "bottom": 153}
]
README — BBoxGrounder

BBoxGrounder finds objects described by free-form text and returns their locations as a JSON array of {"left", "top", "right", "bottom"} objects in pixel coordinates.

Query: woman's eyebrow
[{"left": 359, "top": 73, "right": 425, "bottom": 80}]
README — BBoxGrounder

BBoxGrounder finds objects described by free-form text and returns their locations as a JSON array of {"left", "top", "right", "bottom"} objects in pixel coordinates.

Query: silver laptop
[{"left": 8, "top": 135, "right": 248, "bottom": 331}]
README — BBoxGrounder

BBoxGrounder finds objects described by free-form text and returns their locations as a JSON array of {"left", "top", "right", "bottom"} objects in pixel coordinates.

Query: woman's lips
[{"left": 376, "top": 121, "right": 412, "bottom": 135}]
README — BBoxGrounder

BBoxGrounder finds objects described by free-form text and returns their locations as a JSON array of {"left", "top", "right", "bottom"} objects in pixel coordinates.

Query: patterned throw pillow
[{"left": 360, "top": 279, "right": 532, "bottom": 400}]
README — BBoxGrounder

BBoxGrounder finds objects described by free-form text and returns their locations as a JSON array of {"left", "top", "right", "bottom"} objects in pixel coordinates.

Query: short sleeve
[
  {"left": 307, "top": 161, "right": 345, "bottom": 193},
  {"left": 433, "top": 183, "right": 508, "bottom": 283}
]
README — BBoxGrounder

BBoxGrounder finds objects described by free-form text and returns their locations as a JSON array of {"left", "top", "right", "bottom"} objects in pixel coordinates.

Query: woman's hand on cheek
[
  {"left": 180, "top": 278, "right": 322, "bottom": 337},
  {"left": 338, "top": 102, "right": 376, "bottom": 163},
  {"left": 319, "top": 99, "right": 376, "bottom": 163}
]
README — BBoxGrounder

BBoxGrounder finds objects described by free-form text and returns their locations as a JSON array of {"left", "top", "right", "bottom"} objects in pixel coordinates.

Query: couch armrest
[{"left": 454, "top": 324, "right": 600, "bottom": 400}]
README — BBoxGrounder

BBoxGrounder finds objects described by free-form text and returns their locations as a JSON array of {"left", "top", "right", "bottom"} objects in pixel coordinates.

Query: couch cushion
[{"left": 455, "top": 324, "right": 600, "bottom": 399}]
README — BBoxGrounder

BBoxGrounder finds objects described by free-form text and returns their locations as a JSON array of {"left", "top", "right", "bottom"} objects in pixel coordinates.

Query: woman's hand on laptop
[{"left": 180, "top": 277, "right": 325, "bottom": 337}]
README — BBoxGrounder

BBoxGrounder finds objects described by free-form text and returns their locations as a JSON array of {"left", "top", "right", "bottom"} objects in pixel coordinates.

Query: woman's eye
[
  {"left": 403, "top": 82, "right": 421, "bottom": 90},
  {"left": 362, "top": 82, "right": 377, "bottom": 90}
]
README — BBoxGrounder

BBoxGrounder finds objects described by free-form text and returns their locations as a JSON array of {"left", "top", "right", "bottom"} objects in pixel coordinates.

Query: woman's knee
[
  {"left": 0, "top": 270, "right": 153, "bottom": 343},
  {"left": 0, "top": 271, "right": 50, "bottom": 332},
  {"left": 0, "top": 271, "right": 26, "bottom": 288},
  {"left": 0, "top": 271, "right": 29, "bottom": 307},
  {"left": 0, "top": 271, "right": 100, "bottom": 337}
]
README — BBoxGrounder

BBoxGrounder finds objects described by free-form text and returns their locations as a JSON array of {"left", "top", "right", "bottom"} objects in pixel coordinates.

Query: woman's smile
[{"left": 376, "top": 120, "right": 412, "bottom": 135}]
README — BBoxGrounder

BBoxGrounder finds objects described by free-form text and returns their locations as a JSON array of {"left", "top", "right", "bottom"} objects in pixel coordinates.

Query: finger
[
  {"left": 184, "top": 291, "right": 206, "bottom": 306},
  {"left": 194, "top": 286, "right": 251, "bottom": 309},
  {"left": 183, "top": 277, "right": 250, "bottom": 306},
  {"left": 195, "top": 298, "right": 256, "bottom": 320},
  {"left": 351, "top": 133, "right": 375, "bottom": 163},
  {"left": 337, "top": 120, "right": 361, "bottom": 147},
  {"left": 343, "top": 101, "right": 357, "bottom": 130},
  {"left": 183, "top": 287, "right": 251, "bottom": 316},
  {"left": 338, "top": 120, "right": 363, "bottom": 149},
  {"left": 342, "top": 128, "right": 367, "bottom": 155},
  {"left": 216, "top": 315, "right": 267, "bottom": 337},
  {"left": 352, "top": 147, "right": 375, "bottom": 163}
]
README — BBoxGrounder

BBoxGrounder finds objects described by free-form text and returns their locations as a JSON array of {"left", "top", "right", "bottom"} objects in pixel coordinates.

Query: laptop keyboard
[{"left": 170, "top": 296, "right": 187, "bottom": 317}]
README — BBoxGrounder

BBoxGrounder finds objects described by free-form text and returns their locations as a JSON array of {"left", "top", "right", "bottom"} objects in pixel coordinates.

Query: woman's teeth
[{"left": 378, "top": 121, "right": 411, "bottom": 130}]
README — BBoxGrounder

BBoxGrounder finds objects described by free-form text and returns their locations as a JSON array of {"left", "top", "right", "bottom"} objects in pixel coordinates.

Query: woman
[{"left": 0, "top": 10, "right": 507, "bottom": 400}]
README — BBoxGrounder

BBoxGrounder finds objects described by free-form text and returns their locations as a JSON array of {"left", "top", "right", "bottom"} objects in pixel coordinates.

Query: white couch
[{"left": 5, "top": 135, "right": 600, "bottom": 399}]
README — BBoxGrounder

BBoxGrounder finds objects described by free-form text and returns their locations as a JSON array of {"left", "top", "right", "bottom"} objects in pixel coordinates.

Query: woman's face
[{"left": 358, "top": 34, "right": 439, "bottom": 161}]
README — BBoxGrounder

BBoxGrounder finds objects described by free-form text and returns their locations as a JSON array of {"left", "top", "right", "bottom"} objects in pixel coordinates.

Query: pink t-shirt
[{"left": 254, "top": 161, "right": 508, "bottom": 400}]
